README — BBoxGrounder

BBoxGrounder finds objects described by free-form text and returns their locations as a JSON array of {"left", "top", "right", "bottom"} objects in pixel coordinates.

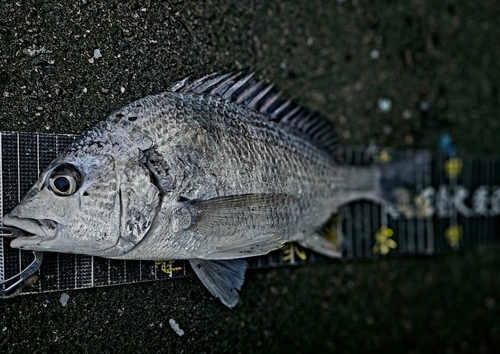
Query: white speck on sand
[
  {"left": 59, "top": 293, "right": 70, "bottom": 307},
  {"left": 169, "top": 318, "right": 185, "bottom": 336}
]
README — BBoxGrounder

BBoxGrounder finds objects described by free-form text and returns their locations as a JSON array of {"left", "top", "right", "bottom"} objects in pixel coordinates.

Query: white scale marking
[{"left": 1, "top": 132, "right": 499, "bottom": 296}]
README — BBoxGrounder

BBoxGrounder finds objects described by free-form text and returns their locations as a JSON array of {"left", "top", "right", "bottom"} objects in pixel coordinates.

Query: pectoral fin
[
  {"left": 189, "top": 259, "right": 247, "bottom": 308},
  {"left": 202, "top": 236, "right": 285, "bottom": 259},
  {"left": 185, "top": 193, "right": 297, "bottom": 237},
  {"left": 180, "top": 194, "right": 294, "bottom": 257}
]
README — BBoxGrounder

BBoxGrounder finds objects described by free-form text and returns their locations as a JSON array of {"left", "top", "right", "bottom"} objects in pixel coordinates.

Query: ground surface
[{"left": 1, "top": 0, "right": 500, "bottom": 353}]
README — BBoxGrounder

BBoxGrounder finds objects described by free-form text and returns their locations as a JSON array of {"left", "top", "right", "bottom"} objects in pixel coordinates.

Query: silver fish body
[
  {"left": 3, "top": 73, "right": 385, "bottom": 307},
  {"left": 6, "top": 91, "right": 376, "bottom": 259}
]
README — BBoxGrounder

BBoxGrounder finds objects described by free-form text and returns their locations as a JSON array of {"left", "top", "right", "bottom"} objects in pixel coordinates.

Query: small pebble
[
  {"left": 383, "top": 124, "right": 393, "bottom": 136},
  {"left": 23, "top": 47, "right": 53, "bottom": 57},
  {"left": 119, "top": 41, "right": 130, "bottom": 51},
  {"left": 370, "top": 49, "right": 380, "bottom": 60},
  {"left": 93, "top": 48, "right": 102, "bottom": 59},
  {"left": 59, "top": 293, "right": 69, "bottom": 306},
  {"left": 419, "top": 100, "right": 431, "bottom": 112},
  {"left": 34, "top": 59, "right": 48, "bottom": 67},
  {"left": 377, "top": 98, "right": 392, "bottom": 113},
  {"left": 402, "top": 109, "right": 413, "bottom": 120},
  {"left": 169, "top": 319, "right": 184, "bottom": 336},
  {"left": 404, "top": 134, "right": 414, "bottom": 145}
]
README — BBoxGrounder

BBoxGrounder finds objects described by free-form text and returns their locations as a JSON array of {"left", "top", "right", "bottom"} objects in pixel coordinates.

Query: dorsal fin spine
[
  {"left": 236, "top": 80, "right": 265, "bottom": 104},
  {"left": 281, "top": 106, "right": 302, "bottom": 123},
  {"left": 248, "top": 84, "right": 275, "bottom": 110},
  {"left": 209, "top": 72, "right": 241, "bottom": 96},
  {"left": 295, "top": 111, "right": 315, "bottom": 130},
  {"left": 258, "top": 91, "right": 282, "bottom": 114},
  {"left": 222, "top": 73, "right": 255, "bottom": 99},
  {"left": 193, "top": 73, "right": 232, "bottom": 94},
  {"left": 168, "top": 72, "right": 342, "bottom": 160},
  {"left": 270, "top": 99, "right": 293, "bottom": 120}
]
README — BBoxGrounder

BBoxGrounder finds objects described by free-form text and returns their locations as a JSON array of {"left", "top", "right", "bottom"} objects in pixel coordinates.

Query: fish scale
[
  {"left": 108, "top": 92, "right": 354, "bottom": 260},
  {"left": 3, "top": 72, "right": 407, "bottom": 307}
]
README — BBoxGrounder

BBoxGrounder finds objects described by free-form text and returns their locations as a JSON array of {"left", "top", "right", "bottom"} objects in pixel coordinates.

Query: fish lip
[{"left": 3, "top": 214, "right": 59, "bottom": 248}]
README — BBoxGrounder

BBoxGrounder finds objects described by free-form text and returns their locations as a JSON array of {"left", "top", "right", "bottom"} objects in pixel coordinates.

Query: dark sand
[{"left": 1, "top": 1, "right": 500, "bottom": 352}]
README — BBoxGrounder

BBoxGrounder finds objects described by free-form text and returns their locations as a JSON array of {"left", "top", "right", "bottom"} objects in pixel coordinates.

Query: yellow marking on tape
[
  {"left": 155, "top": 260, "right": 183, "bottom": 274},
  {"left": 414, "top": 194, "right": 432, "bottom": 218},
  {"left": 376, "top": 150, "right": 392, "bottom": 163},
  {"left": 372, "top": 226, "right": 397, "bottom": 255},
  {"left": 445, "top": 225, "right": 461, "bottom": 247},
  {"left": 282, "top": 244, "right": 308, "bottom": 261},
  {"left": 444, "top": 157, "right": 463, "bottom": 179}
]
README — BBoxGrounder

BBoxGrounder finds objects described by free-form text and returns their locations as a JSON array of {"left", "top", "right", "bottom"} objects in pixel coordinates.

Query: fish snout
[{"left": 3, "top": 214, "right": 59, "bottom": 249}]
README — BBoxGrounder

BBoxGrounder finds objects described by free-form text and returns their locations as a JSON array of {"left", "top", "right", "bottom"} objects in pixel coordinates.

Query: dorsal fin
[{"left": 168, "top": 72, "right": 342, "bottom": 159}]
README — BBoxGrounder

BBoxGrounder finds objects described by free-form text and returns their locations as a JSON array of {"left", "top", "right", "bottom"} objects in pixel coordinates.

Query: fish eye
[{"left": 47, "top": 163, "right": 82, "bottom": 196}]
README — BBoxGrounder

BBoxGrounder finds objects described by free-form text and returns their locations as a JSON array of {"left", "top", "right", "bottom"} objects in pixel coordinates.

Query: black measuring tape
[{"left": 1, "top": 131, "right": 499, "bottom": 297}]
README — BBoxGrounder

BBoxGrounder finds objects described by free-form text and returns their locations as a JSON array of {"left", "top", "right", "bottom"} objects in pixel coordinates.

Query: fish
[{"left": 2, "top": 72, "right": 424, "bottom": 307}]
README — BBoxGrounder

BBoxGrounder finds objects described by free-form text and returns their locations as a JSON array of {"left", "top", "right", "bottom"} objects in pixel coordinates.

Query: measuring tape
[{"left": 1, "top": 131, "right": 499, "bottom": 297}]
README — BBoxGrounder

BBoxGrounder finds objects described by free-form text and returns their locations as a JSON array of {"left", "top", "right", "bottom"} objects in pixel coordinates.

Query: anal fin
[
  {"left": 299, "top": 213, "right": 344, "bottom": 258},
  {"left": 203, "top": 235, "right": 285, "bottom": 259},
  {"left": 189, "top": 259, "right": 247, "bottom": 308}
]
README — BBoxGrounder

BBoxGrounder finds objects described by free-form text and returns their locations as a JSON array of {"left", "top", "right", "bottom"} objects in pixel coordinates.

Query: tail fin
[{"left": 375, "top": 150, "right": 432, "bottom": 217}]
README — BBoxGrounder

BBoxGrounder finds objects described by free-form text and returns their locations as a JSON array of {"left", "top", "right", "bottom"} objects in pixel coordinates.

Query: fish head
[{"left": 3, "top": 138, "right": 161, "bottom": 257}]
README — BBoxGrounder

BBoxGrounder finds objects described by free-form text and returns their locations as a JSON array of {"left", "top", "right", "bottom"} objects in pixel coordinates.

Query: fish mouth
[{"left": 2, "top": 214, "right": 59, "bottom": 248}]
